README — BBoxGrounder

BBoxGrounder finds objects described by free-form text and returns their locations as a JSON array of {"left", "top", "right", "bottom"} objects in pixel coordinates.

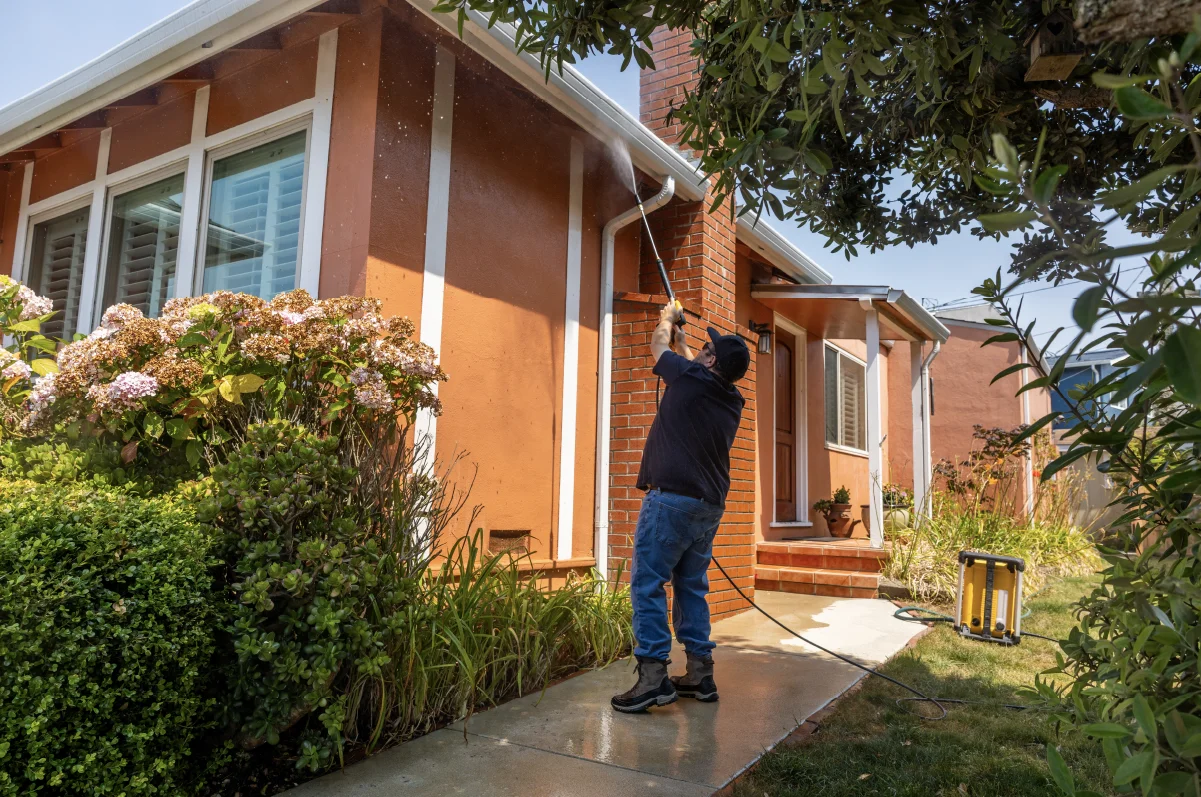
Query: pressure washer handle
[{"left": 655, "top": 257, "right": 686, "bottom": 328}]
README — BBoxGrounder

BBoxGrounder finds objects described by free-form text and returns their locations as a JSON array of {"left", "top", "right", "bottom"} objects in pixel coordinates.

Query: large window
[
  {"left": 201, "top": 130, "right": 307, "bottom": 298},
  {"left": 824, "top": 344, "right": 866, "bottom": 452},
  {"left": 28, "top": 207, "right": 90, "bottom": 340},
  {"left": 102, "top": 174, "right": 184, "bottom": 318}
]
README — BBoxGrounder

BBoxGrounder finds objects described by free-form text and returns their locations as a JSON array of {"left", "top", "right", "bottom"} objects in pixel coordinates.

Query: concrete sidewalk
[{"left": 287, "top": 592, "right": 924, "bottom": 796}]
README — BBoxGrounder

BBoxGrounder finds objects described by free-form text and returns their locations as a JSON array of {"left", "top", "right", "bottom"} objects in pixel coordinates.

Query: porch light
[{"left": 748, "top": 321, "right": 773, "bottom": 355}]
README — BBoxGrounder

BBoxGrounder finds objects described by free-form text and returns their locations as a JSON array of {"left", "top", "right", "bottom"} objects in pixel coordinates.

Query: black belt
[{"left": 645, "top": 485, "right": 713, "bottom": 505}]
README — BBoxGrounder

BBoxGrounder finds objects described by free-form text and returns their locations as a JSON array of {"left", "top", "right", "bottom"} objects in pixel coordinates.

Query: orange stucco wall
[
  {"left": 887, "top": 321, "right": 1052, "bottom": 512},
  {"left": 0, "top": 169, "right": 17, "bottom": 276},
  {"left": 107, "top": 92, "right": 196, "bottom": 175},
  {"left": 29, "top": 133, "right": 100, "bottom": 206},
  {"left": 206, "top": 39, "right": 318, "bottom": 136}
]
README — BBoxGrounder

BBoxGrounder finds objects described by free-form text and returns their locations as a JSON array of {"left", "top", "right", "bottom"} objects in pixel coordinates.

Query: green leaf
[
  {"left": 176, "top": 331, "right": 210, "bottom": 348},
  {"left": 1033, "top": 165, "right": 1068, "bottom": 205},
  {"left": 185, "top": 440, "right": 202, "bottom": 468},
  {"left": 784, "top": 109, "right": 807, "bottom": 122},
  {"left": 1163, "top": 326, "right": 1201, "bottom": 404},
  {"left": 1072, "top": 285, "right": 1106, "bottom": 331},
  {"left": 803, "top": 148, "right": 832, "bottom": 175},
  {"left": 1113, "top": 751, "right": 1149, "bottom": 786},
  {"left": 766, "top": 42, "right": 791, "bottom": 62},
  {"left": 978, "top": 211, "right": 1038, "bottom": 233},
  {"left": 1046, "top": 745, "right": 1075, "bottom": 795},
  {"left": 29, "top": 358, "right": 58, "bottom": 376},
  {"left": 1114, "top": 86, "right": 1172, "bottom": 120},
  {"left": 1092, "top": 72, "right": 1152, "bottom": 89},
  {"left": 6, "top": 319, "right": 43, "bottom": 333},
  {"left": 704, "top": 64, "right": 730, "bottom": 79},
  {"left": 166, "top": 418, "right": 192, "bottom": 441},
  {"left": 990, "top": 361, "right": 1031, "bottom": 385},
  {"left": 143, "top": 411, "right": 164, "bottom": 440},
  {"left": 229, "top": 374, "right": 266, "bottom": 395},
  {"left": 1083, "top": 722, "right": 1133, "bottom": 739},
  {"left": 1132, "top": 695, "right": 1157, "bottom": 741},
  {"left": 1041, "top": 447, "right": 1092, "bottom": 481},
  {"left": 1099, "top": 165, "right": 1187, "bottom": 209}
]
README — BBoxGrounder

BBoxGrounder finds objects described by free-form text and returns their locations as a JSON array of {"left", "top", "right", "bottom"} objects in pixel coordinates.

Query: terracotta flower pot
[{"left": 825, "top": 503, "right": 854, "bottom": 537}]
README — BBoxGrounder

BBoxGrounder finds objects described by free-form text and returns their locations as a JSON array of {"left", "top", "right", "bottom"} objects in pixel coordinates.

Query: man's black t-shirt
[{"left": 636, "top": 351, "right": 746, "bottom": 507}]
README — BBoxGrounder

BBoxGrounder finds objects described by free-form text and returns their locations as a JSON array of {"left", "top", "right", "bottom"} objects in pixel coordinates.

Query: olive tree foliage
[
  {"left": 431, "top": 0, "right": 1197, "bottom": 277},
  {"left": 972, "top": 28, "right": 1201, "bottom": 796}
]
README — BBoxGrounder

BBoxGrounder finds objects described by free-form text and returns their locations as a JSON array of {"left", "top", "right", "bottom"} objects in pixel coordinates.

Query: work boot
[
  {"left": 670, "top": 653, "right": 718, "bottom": 702},
  {"left": 610, "top": 657, "right": 677, "bottom": 713}
]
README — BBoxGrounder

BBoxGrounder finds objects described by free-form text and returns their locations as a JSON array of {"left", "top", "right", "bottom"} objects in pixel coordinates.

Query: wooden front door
[{"left": 775, "top": 331, "right": 796, "bottom": 521}]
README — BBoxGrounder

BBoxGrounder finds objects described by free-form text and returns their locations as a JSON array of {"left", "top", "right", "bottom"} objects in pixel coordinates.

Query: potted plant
[
  {"left": 814, "top": 485, "right": 854, "bottom": 537},
  {"left": 882, "top": 483, "right": 914, "bottom": 532}
]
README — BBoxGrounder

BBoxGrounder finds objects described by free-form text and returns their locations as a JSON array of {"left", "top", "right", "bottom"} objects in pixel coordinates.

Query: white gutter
[
  {"left": 594, "top": 176, "right": 675, "bottom": 581},
  {"left": 736, "top": 216, "right": 832, "bottom": 285},
  {"left": 920, "top": 341, "right": 940, "bottom": 518}
]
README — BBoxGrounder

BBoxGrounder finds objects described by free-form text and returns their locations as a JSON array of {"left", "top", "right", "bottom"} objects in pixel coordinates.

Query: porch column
[
  {"left": 864, "top": 304, "right": 884, "bottom": 547},
  {"left": 910, "top": 341, "right": 928, "bottom": 517}
]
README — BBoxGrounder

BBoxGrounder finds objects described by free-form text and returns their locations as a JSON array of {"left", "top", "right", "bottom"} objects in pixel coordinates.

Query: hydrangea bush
[
  {"left": 0, "top": 276, "right": 58, "bottom": 435},
  {"left": 15, "top": 288, "right": 443, "bottom": 468}
]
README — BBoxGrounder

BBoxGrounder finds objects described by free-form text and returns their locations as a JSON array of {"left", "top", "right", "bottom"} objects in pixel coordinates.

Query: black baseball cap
[{"left": 706, "top": 326, "right": 750, "bottom": 382}]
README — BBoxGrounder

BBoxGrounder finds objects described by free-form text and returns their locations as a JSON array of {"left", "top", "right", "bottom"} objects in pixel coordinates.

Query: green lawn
[{"left": 731, "top": 576, "right": 1114, "bottom": 797}]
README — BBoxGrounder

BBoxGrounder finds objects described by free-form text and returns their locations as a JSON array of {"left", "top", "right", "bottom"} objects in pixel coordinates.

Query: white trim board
[
  {"left": 556, "top": 137, "right": 584, "bottom": 561},
  {"left": 414, "top": 45, "right": 456, "bottom": 469}
]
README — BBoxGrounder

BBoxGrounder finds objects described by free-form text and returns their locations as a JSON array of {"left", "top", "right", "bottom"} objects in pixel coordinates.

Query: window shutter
[
  {"left": 202, "top": 130, "right": 307, "bottom": 299},
  {"left": 824, "top": 346, "right": 839, "bottom": 445},
  {"left": 29, "top": 209, "right": 89, "bottom": 340},
  {"left": 103, "top": 175, "right": 184, "bottom": 318},
  {"left": 841, "top": 356, "right": 866, "bottom": 451}
]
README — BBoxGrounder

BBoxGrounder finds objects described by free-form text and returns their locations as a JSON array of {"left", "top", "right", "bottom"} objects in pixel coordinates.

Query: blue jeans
[{"left": 631, "top": 489, "right": 725, "bottom": 662}]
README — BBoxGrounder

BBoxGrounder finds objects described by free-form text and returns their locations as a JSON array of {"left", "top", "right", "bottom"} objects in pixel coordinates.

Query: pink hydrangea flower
[
  {"left": 101, "top": 303, "right": 144, "bottom": 330},
  {"left": 105, "top": 371, "right": 159, "bottom": 410},
  {"left": 16, "top": 285, "right": 54, "bottom": 321},
  {"left": 1, "top": 359, "right": 31, "bottom": 381},
  {"left": 277, "top": 310, "right": 305, "bottom": 326}
]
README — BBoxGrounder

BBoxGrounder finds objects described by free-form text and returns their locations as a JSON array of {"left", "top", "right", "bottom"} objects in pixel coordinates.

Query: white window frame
[
  {"left": 193, "top": 118, "right": 313, "bottom": 297},
  {"left": 771, "top": 314, "right": 811, "bottom": 528},
  {"left": 824, "top": 341, "right": 869, "bottom": 458},
  {"left": 10, "top": 28, "right": 337, "bottom": 332},
  {"left": 92, "top": 162, "right": 189, "bottom": 323}
]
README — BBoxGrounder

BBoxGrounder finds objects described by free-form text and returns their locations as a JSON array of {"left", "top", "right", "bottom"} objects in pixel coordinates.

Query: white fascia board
[
  {"left": 736, "top": 216, "right": 832, "bottom": 285},
  {"left": 0, "top": 0, "right": 330, "bottom": 155}
]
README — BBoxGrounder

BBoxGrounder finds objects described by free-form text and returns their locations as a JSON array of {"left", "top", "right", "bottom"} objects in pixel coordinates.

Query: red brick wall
[
  {"left": 607, "top": 193, "right": 757, "bottom": 620},
  {"left": 640, "top": 27, "right": 700, "bottom": 148}
]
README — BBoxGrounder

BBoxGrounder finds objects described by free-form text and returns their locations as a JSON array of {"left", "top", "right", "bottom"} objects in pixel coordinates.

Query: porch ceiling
[{"left": 751, "top": 283, "right": 951, "bottom": 343}]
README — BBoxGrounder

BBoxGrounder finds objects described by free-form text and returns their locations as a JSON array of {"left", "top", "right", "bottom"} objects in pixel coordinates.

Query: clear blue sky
[{"left": 1, "top": 0, "right": 1113, "bottom": 349}]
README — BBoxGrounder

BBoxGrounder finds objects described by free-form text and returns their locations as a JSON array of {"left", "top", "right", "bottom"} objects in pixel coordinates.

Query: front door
[{"left": 775, "top": 331, "right": 796, "bottom": 521}]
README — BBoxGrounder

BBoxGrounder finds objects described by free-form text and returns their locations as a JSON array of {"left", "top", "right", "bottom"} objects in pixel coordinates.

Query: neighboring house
[
  {"left": 0, "top": 2, "right": 950, "bottom": 613},
  {"left": 1048, "top": 347, "right": 1127, "bottom": 530},
  {"left": 1049, "top": 347, "right": 1127, "bottom": 428},
  {"left": 887, "top": 303, "right": 1053, "bottom": 518}
]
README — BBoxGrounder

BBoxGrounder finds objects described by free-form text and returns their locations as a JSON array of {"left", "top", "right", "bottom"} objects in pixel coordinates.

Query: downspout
[
  {"left": 594, "top": 176, "right": 675, "bottom": 581},
  {"left": 919, "top": 341, "right": 941, "bottom": 518},
  {"left": 1020, "top": 346, "right": 1034, "bottom": 520}
]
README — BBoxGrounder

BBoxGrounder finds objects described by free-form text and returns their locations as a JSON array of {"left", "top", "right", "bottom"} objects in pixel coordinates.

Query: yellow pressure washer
[{"left": 954, "top": 550, "right": 1026, "bottom": 645}]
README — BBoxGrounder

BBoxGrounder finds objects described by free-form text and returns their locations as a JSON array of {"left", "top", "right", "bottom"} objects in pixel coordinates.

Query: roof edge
[{"left": 736, "top": 216, "right": 832, "bottom": 285}]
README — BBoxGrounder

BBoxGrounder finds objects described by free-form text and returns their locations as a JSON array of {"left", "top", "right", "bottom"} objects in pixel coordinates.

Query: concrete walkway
[{"left": 287, "top": 592, "right": 924, "bottom": 796}]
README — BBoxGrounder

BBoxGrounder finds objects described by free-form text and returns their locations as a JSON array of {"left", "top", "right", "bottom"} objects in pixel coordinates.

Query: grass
[
  {"left": 730, "top": 575, "right": 1114, "bottom": 797},
  {"left": 884, "top": 493, "right": 1101, "bottom": 602}
]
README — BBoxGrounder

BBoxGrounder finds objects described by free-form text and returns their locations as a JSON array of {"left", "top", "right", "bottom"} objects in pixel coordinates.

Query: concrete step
[
  {"left": 754, "top": 564, "right": 880, "bottom": 599},
  {"left": 756, "top": 541, "right": 888, "bottom": 574}
]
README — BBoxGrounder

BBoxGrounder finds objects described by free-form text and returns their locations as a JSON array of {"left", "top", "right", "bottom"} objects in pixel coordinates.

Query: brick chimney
[{"left": 639, "top": 28, "right": 701, "bottom": 148}]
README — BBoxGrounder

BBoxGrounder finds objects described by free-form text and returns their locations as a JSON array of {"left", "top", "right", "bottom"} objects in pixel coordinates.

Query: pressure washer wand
[{"left": 633, "top": 187, "right": 685, "bottom": 328}]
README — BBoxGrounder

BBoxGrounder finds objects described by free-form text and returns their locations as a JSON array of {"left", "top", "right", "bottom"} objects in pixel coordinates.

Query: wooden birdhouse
[{"left": 1025, "top": 10, "right": 1083, "bottom": 82}]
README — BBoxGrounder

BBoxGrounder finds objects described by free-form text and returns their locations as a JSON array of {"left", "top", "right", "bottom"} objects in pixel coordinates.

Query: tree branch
[
  {"left": 1074, "top": 0, "right": 1201, "bottom": 44},
  {"left": 1031, "top": 86, "right": 1113, "bottom": 109}
]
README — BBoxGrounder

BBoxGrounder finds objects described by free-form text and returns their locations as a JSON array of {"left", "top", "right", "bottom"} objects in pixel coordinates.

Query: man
[{"left": 611, "top": 303, "right": 749, "bottom": 713}]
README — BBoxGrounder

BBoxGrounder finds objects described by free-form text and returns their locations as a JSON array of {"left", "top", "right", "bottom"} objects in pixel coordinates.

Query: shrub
[
  {"left": 17, "top": 290, "right": 443, "bottom": 470},
  {"left": 0, "top": 481, "right": 221, "bottom": 795},
  {"left": 0, "top": 276, "right": 58, "bottom": 437},
  {"left": 198, "top": 420, "right": 415, "bottom": 768}
]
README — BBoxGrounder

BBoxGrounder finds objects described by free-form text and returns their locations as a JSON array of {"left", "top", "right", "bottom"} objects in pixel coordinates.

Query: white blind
[
  {"left": 202, "top": 130, "right": 307, "bottom": 299},
  {"left": 824, "top": 345, "right": 867, "bottom": 451},
  {"left": 103, "top": 174, "right": 184, "bottom": 318},
  {"left": 29, "top": 208, "right": 89, "bottom": 340}
]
